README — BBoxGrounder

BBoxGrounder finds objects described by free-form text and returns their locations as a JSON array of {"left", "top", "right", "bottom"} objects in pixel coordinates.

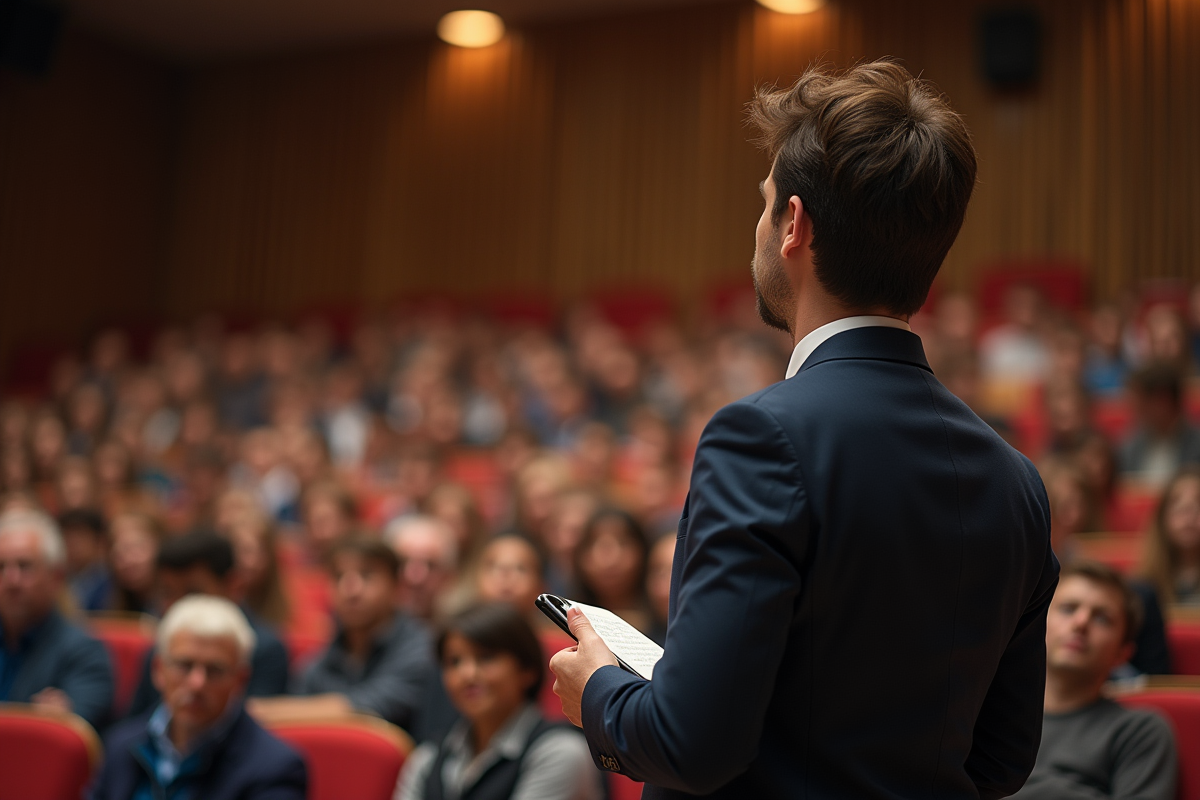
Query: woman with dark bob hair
[{"left": 395, "top": 603, "right": 602, "bottom": 800}]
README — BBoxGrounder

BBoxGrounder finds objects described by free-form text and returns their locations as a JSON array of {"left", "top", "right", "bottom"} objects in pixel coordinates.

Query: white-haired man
[
  {"left": 0, "top": 508, "right": 113, "bottom": 728},
  {"left": 91, "top": 595, "right": 306, "bottom": 800},
  {"left": 387, "top": 514, "right": 459, "bottom": 622}
]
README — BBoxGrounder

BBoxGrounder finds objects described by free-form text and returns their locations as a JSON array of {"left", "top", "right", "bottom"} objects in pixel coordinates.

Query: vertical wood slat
[{"left": 2, "top": 0, "right": 1199, "bottom": 372}]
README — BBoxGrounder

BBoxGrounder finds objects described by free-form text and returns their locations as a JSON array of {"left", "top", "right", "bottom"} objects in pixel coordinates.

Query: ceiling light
[
  {"left": 437, "top": 10, "right": 506, "bottom": 48},
  {"left": 755, "top": 0, "right": 826, "bottom": 13}
]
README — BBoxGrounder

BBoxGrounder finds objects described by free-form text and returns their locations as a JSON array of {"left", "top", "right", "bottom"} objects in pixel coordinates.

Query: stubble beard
[{"left": 751, "top": 253, "right": 794, "bottom": 336}]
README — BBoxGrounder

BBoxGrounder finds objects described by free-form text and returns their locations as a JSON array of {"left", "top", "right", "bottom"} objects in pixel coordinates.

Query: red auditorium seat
[
  {"left": 609, "top": 773, "right": 645, "bottom": 800},
  {"left": 1117, "top": 686, "right": 1200, "bottom": 800},
  {"left": 1168, "top": 616, "right": 1200, "bottom": 676},
  {"left": 1109, "top": 484, "right": 1161, "bottom": 536},
  {"left": 975, "top": 259, "right": 1088, "bottom": 327},
  {"left": 86, "top": 612, "right": 157, "bottom": 717},
  {"left": 266, "top": 715, "right": 412, "bottom": 800},
  {"left": 589, "top": 287, "right": 675, "bottom": 335},
  {"left": 0, "top": 703, "right": 101, "bottom": 800}
]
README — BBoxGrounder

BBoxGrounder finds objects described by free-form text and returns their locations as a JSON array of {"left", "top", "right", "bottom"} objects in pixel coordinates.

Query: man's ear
[{"left": 780, "top": 196, "right": 812, "bottom": 260}]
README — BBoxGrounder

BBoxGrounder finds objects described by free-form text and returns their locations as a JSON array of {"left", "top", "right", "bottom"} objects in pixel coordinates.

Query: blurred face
[
  {"left": 441, "top": 632, "right": 533, "bottom": 728},
  {"left": 153, "top": 631, "right": 248, "bottom": 740},
  {"left": 110, "top": 517, "right": 157, "bottom": 593},
  {"left": 392, "top": 526, "right": 455, "bottom": 619},
  {"left": 1045, "top": 575, "right": 1133, "bottom": 681},
  {"left": 646, "top": 536, "right": 675, "bottom": 623},
  {"left": 0, "top": 531, "right": 62, "bottom": 633},
  {"left": 476, "top": 538, "right": 542, "bottom": 612},
  {"left": 579, "top": 518, "right": 643, "bottom": 606},
  {"left": 62, "top": 526, "right": 105, "bottom": 574},
  {"left": 305, "top": 496, "right": 350, "bottom": 558},
  {"left": 752, "top": 171, "right": 794, "bottom": 335},
  {"left": 331, "top": 552, "right": 396, "bottom": 631},
  {"left": 1164, "top": 477, "right": 1200, "bottom": 556}
]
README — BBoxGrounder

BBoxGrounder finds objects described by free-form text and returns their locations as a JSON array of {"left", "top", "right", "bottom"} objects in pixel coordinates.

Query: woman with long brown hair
[{"left": 1140, "top": 466, "right": 1200, "bottom": 606}]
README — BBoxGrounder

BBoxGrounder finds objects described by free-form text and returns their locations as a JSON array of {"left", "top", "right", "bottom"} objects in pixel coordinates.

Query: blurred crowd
[{"left": 4, "top": 276, "right": 1200, "bottom": 710}]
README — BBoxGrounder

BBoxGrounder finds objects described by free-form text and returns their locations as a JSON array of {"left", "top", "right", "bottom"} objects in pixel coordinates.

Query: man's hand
[
  {"left": 30, "top": 687, "right": 73, "bottom": 714},
  {"left": 548, "top": 607, "right": 619, "bottom": 727}
]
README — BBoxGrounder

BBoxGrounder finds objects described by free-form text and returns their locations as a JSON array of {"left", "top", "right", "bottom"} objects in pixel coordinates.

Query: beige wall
[{"left": 2, "top": 0, "right": 1198, "bottom": 371}]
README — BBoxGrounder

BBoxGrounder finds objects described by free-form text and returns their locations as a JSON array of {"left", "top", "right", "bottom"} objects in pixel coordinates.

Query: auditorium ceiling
[{"left": 70, "top": 0, "right": 729, "bottom": 62}]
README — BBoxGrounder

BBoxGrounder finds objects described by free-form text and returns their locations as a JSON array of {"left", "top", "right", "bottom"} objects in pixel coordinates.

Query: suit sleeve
[
  {"left": 965, "top": 484, "right": 1059, "bottom": 800},
  {"left": 581, "top": 401, "right": 806, "bottom": 795},
  {"left": 58, "top": 635, "right": 115, "bottom": 730}
]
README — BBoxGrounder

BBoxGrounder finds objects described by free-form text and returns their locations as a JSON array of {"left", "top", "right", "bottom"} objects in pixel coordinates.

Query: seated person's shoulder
[{"left": 1108, "top": 701, "right": 1176, "bottom": 747}]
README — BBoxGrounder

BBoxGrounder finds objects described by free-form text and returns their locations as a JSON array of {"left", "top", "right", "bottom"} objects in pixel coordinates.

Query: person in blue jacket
[{"left": 91, "top": 594, "right": 305, "bottom": 800}]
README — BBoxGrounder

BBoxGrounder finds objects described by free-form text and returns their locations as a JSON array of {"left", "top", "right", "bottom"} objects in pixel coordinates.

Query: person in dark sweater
[
  {"left": 1012, "top": 562, "right": 1176, "bottom": 799},
  {"left": 125, "top": 531, "right": 288, "bottom": 718},
  {"left": 91, "top": 594, "right": 305, "bottom": 800}
]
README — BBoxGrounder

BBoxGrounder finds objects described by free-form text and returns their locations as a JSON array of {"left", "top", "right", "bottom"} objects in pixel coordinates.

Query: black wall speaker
[
  {"left": 978, "top": 6, "right": 1041, "bottom": 90},
  {"left": 0, "top": 0, "right": 64, "bottom": 77}
]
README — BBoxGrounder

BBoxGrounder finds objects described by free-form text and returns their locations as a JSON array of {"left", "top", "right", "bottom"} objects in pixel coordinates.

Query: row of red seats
[{"left": 3, "top": 684, "right": 1196, "bottom": 800}]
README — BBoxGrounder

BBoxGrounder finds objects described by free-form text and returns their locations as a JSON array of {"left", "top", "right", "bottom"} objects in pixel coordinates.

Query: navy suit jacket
[
  {"left": 3, "top": 610, "right": 113, "bottom": 729},
  {"left": 581, "top": 327, "right": 1058, "bottom": 799},
  {"left": 90, "top": 705, "right": 306, "bottom": 800}
]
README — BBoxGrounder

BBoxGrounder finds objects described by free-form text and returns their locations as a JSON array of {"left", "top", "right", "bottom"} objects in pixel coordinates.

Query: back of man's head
[{"left": 748, "top": 59, "right": 977, "bottom": 316}]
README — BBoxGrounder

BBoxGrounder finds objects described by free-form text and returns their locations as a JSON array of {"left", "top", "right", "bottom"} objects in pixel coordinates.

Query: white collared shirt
[{"left": 784, "top": 315, "right": 912, "bottom": 379}]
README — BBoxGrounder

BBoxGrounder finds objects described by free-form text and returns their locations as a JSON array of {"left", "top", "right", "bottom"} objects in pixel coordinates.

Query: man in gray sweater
[{"left": 1013, "top": 562, "right": 1176, "bottom": 799}]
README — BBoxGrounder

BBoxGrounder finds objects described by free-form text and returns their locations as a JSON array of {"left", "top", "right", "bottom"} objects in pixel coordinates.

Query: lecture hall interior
[{"left": 1, "top": 0, "right": 1199, "bottom": 797}]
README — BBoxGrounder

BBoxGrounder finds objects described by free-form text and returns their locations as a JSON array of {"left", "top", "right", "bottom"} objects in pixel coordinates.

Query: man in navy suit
[
  {"left": 550, "top": 60, "right": 1058, "bottom": 799},
  {"left": 91, "top": 594, "right": 305, "bottom": 800}
]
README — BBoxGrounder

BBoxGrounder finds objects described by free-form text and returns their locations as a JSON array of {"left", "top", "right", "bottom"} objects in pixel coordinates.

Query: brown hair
[
  {"left": 1139, "top": 466, "right": 1200, "bottom": 605},
  {"left": 331, "top": 536, "right": 400, "bottom": 580},
  {"left": 1060, "top": 561, "right": 1144, "bottom": 645},
  {"left": 747, "top": 60, "right": 977, "bottom": 316}
]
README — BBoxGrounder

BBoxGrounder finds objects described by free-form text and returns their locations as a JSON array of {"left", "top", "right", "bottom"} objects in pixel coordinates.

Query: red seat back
[
  {"left": 0, "top": 704, "right": 100, "bottom": 800},
  {"left": 609, "top": 773, "right": 645, "bottom": 800},
  {"left": 538, "top": 630, "right": 577, "bottom": 722},
  {"left": 1117, "top": 689, "right": 1200, "bottom": 800},
  {"left": 1168, "top": 621, "right": 1200, "bottom": 676},
  {"left": 87, "top": 614, "right": 156, "bottom": 717},
  {"left": 268, "top": 717, "right": 411, "bottom": 800}
]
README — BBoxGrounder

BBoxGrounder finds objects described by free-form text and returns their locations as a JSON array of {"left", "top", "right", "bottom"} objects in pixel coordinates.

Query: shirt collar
[
  {"left": 785, "top": 315, "right": 911, "bottom": 379},
  {"left": 444, "top": 701, "right": 541, "bottom": 761}
]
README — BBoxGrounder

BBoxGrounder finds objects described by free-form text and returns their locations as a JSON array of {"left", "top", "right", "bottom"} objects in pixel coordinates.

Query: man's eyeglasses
[{"left": 162, "top": 657, "right": 236, "bottom": 681}]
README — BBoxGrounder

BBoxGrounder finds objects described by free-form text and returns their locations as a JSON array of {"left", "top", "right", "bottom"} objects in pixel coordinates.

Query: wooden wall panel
[
  {"left": 159, "top": 0, "right": 1200, "bottom": 319},
  {"left": 0, "top": 30, "right": 175, "bottom": 369},
  {"left": 3, "top": 0, "right": 1199, "bottom": 375}
]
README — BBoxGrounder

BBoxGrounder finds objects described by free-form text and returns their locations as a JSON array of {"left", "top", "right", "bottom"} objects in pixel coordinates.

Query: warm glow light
[
  {"left": 755, "top": 0, "right": 826, "bottom": 13},
  {"left": 437, "top": 10, "right": 506, "bottom": 48}
]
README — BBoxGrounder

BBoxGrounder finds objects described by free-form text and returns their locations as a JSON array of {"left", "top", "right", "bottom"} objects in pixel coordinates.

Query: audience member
[
  {"left": 396, "top": 603, "right": 602, "bottom": 800},
  {"left": 979, "top": 283, "right": 1050, "bottom": 382},
  {"left": 58, "top": 507, "right": 113, "bottom": 612},
  {"left": 386, "top": 514, "right": 460, "bottom": 623},
  {"left": 126, "top": 531, "right": 289, "bottom": 717},
  {"left": 291, "top": 537, "right": 434, "bottom": 730},
  {"left": 1120, "top": 362, "right": 1200, "bottom": 485},
  {"left": 574, "top": 507, "right": 651, "bottom": 632},
  {"left": 474, "top": 533, "right": 546, "bottom": 622},
  {"left": 0, "top": 509, "right": 113, "bottom": 727},
  {"left": 1011, "top": 562, "right": 1175, "bottom": 799},
  {"left": 91, "top": 595, "right": 306, "bottom": 800},
  {"left": 1140, "top": 466, "right": 1200, "bottom": 606},
  {"left": 107, "top": 511, "right": 161, "bottom": 615},
  {"left": 299, "top": 480, "right": 358, "bottom": 566}
]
